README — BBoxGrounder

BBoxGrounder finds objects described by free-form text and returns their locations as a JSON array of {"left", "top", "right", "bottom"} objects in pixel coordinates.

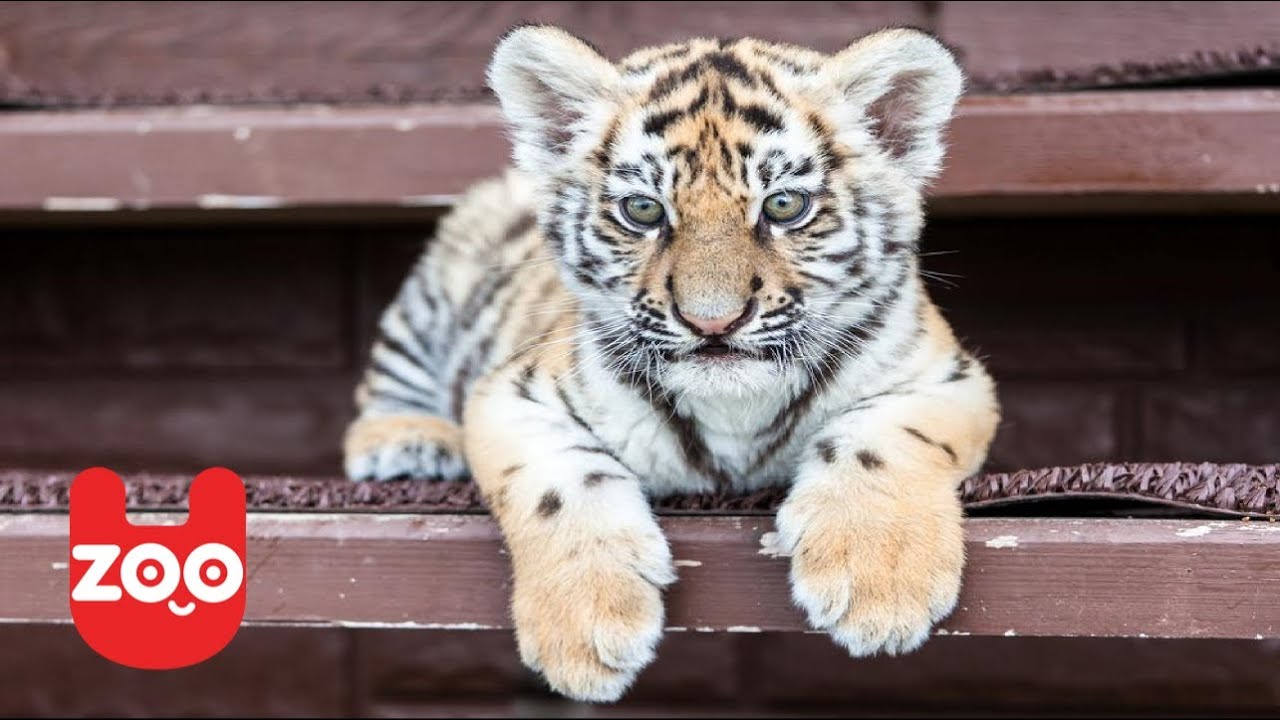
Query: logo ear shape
[
  {"left": 187, "top": 467, "right": 246, "bottom": 532},
  {"left": 70, "top": 467, "right": 128, "bottom": 527}
]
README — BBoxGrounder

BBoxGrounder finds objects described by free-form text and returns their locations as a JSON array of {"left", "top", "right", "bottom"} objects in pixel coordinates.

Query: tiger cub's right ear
[{"left": 487, "top": 25, "right": 622, "bottom": 177}]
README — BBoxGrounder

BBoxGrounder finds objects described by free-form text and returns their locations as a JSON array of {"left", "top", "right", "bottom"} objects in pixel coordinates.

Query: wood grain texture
[
  {"left": 937, "top": 1, "right": 1280, "bottom": 78},
  {"left": 0, "top": 1, "right": 925, "bottom": 104},
  {"left": 1, "top": 91, "right": 1277, "bottom": 213},
  {"left": 4, "top": 2, "right": 1276, "bottom": 106},
  {"left": 5, "top": 514, "right": 1279, "bottom": 638}
]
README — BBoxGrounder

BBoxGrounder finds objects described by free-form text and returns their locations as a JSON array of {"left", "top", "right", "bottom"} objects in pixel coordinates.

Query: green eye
[
  {"left": 621, "top": 196, "right": 665, "bottom": 227},
  {"left": 762, "top": 190, "right": 810, "bottom": 224}
]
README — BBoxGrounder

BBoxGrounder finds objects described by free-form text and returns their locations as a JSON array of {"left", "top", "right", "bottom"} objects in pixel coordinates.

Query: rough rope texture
[{"left": 1, "top": 462, "right": 1277, "bottom": 518}]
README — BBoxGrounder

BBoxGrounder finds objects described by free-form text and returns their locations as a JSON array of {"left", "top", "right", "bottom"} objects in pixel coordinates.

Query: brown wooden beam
[
  {"left": 1, "top": 91, "right": 1278, "bottom": 215},
  {"left": 3, "top": 2, "right": 1275, "bottom": 106},
  {"left": 5, "top": 514, "right": 1278, "bottom": 638}
]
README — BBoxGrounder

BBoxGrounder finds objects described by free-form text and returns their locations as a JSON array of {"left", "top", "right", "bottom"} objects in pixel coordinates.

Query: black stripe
[
  {"left": 623, "top": 45, "right": 693, "bottom": 76},
  {"left": 613, "top": 163, "right": 644, "bottom": 182},
  {"left": 747, "top": 343, "right": 847, "bottom": 474},
  {"left": 584, "top": 472, "right": 626, "bottom": 487},
  {"left": 644, "top": 108, "right": 683, "bottom": 136},
  {"left": 815, "top": 439, "right": 837, "bottom": 464},
  {"left": 395, "top": 302, "right": 442, "bottom": 371},
  {"left": 365, "top": 382, "right": 437, "bottom": 413},
  {"left": 376, "top": 331, "right": 429, "bottom": 375},
  {"left": 569, "top": 444, "right": 624, "bottom": 464},
  {"left": 648, "top": 61, "right": 704, "bottom": 101},
  {"left": 945, "top": 352, "right": 973, "bottom": 383},
  {"left": 449, "top": 334, "right": 494, "bottom": 420},
  {"left": 903, "top": 426, "right": 958, "bottom": 463},
  {"left": 513, "top": 364, "right": 537, "bottom": 402},
  {"left": 738, "top": 105, "right": 784, "bottom": 134},
  {"left": 821, "top": 247, "right": 863, "bottom": 266},
  {"left": 753, "top": 46, "right": 814, "bottom": 74},
  {"left": 370, "top": 355, "right": 432, "bottom": 399},
  {"left": 706, "top": 51, "right": 757, "bottom": 86},
  {"left": 618, "top": 370, "right": 732, "bottom": 488},
  {"left": 555, "top": 383, "right": 592, "bottom": 431},
  {"left": 798, "top": 269, "right": 839, "bottom": 288}
]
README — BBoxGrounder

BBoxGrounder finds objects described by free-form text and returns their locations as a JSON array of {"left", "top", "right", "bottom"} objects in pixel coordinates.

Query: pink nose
[{"left": 675, "top": 300, "right": 756, "bottom": 337}]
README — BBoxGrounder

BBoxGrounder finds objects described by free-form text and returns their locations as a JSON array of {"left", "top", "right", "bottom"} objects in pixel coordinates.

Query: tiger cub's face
[{"left": 489, "top": 27, "right": 963, "bottom": 396}]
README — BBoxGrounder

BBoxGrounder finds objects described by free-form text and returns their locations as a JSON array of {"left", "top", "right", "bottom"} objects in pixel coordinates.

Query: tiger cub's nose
[{"left": 674, "top": 299, "right": 757, "bottom": 337}]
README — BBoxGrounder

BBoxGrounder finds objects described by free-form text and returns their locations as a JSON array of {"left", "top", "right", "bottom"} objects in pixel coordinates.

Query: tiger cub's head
[{"left": 488, "top": 25, "right": 962, "bottom": 396}]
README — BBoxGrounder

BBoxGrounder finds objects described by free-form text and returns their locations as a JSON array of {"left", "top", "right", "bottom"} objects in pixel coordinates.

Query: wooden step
[
  {"left": 6, "top": 512, "right": 1278, "bottom": 638},
  {"left": 1, "top": 90, "right": 1277, "bottom": 218}
]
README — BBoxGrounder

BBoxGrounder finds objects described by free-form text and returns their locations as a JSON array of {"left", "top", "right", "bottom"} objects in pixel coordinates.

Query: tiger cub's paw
[
  {"left": 343, "top": 414, "right": 467, "bottom": 481},
  {"left": 513, "top": 527, "right": 675, "bottom": 702},
  {"left": 777, "top": 495, "right": 963, "bottom": 657}
]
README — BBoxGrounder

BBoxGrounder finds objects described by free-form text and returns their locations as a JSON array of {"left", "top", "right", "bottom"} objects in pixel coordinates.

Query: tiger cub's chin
[{"left": 661, "top": 353, "right": 788, "bottom": 397}]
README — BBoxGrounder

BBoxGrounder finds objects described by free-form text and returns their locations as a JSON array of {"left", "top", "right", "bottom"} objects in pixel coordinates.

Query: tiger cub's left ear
[{"left": 823, "top": 28, "right": 964, "bottom": 186}]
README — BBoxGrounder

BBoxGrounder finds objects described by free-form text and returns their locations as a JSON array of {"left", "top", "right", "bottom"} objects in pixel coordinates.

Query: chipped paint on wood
[
  {"left": 42, "top": 197, "right": 123, "bottom": 211},
  {"left": 985, "top": 535, "right": 1019, "bottom": 549},
  {"left": 196, "top": 194, "right": 285, "bottom": 209},
  {"left": 398, "top": 194, "right": 457, "bottom": 207}
]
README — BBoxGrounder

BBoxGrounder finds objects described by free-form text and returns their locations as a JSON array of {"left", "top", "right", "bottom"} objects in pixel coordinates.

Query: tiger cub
[{"left": 344, "top": 25, "right": 1000, "bottom": 702}]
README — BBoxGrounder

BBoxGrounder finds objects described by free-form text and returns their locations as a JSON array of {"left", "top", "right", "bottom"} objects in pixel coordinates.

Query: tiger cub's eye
[
  {"left": 762, "top": 190, "right": 810, "bottom": 224},
  {"left": 621, "top": 196, "right": 665, "bottom": 227}
]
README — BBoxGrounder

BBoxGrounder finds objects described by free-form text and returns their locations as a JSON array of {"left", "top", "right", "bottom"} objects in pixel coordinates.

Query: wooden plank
[
  {"left": 1, "top": 91, "right": 1278, "bottom": 215},
  {"left": 937, "top": 1, "right": 1280, "bottom": 81},
  {"left": 0, "top": 2, "right": 926, "bottom": 106},
  {"left": 5, "top": 514, "right": 1279, "bottom": 638},
  {"left": 4, "top": 2, "right": 1276, "bottom": 106},
  {"left": 944, "top": 91, "right": 1280, "bottom": 198}
]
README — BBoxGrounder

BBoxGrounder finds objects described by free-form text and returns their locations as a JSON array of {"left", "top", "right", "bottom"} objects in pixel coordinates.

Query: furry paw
[
  {"left": 343, "top": 414, "right": 467, "bottom": 481},
  {"left": 512, "top": 527, "right": 675, "bottom": 702},
  {"left": 776, "top": 495, "right": 964, "bottom": 657}
]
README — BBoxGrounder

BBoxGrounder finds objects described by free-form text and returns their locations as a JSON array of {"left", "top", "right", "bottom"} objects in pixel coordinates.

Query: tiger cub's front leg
[
  {"left": 463, "top": 362, "right": 675, "bottom": 703},
  {"left": 777, "top": 352, "right": 999, "bottom": 656}
]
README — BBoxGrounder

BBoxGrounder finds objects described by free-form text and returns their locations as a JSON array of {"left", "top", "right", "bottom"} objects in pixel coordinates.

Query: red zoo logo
[{"left": 69, "top": 467, "right": 247, "bottom": 669}]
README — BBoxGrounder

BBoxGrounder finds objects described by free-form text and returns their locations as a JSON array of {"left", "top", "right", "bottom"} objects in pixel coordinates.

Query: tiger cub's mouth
[{"left": 688, "top": 339, "right": 760, "bottom": 362}]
